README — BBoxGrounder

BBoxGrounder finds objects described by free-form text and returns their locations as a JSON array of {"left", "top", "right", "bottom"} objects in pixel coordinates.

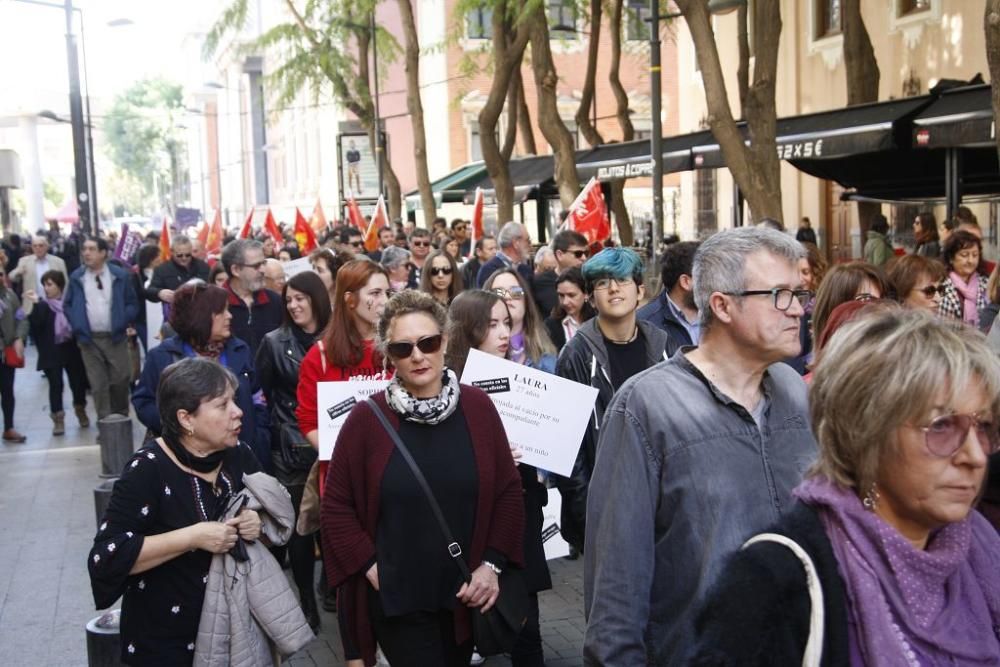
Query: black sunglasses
[
  {"left": 916, "top": 284, "right": 946, "bottom": 297},
  {"left": 570, "top": 250, "right": 588, "bottom": 259},
  {"left": 386, "top": 334, "right": 443, "bottom": 359},
  {"left": 173, "top": 253, "right": 192, "bottom": 259},
  {"left": 429, "top": 266, "right": 453, "bottom": 276}
]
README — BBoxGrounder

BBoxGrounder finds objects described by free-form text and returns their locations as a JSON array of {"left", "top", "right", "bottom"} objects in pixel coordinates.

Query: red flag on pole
[
  {"left": 310, "top": 199, "right": 328, "bottom": 233},
  {"left": 345, "top": 193, "right": 366, "bottom": 232},
  {"left": 470, "top": 187, "right": 484, "bottom": 252},
  {"left": 263, "top": 209, "right": 283, "bottom": 244},
  {"left": 159, "top": 215, "right": 172, "bottom": 261},
  {"left": 294, "top": 208, "right": 318, "bottom": 253},
  {"left": 238, "top": 207, "right": 254, "bottom": 239},
  {"left": 196, "top": 219, "right": 209, "bottom": 246},
  {"left": 566, "top": 178, "right": 611, "bottom": 245},
  {"left": 206, "top": 209, "right": 224, "bottom": 256},
  {"left": 364, "top": 195, "right": 388, "bottom": 252}
]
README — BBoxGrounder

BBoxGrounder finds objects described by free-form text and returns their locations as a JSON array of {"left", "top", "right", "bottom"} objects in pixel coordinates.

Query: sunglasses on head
[
  {"left": 915, "top": 284, "right": 945, "bottom": 297},
  {"left": 429, "top": 266, "right": 453, "bottom": 277},
  {"left": 386, "top": 334, "right": 443, "bottom": 359},
  {"left": 916, "top": 413, "right": 1000, "bottom": 458}
]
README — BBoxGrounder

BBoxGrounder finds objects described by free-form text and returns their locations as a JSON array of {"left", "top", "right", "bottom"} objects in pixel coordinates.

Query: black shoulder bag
[{"left": 366, "top": 399, "right": 529, "bottom": 656}]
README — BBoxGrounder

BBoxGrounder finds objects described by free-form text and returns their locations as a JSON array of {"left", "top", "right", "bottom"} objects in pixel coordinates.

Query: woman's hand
[
  {"left": 227, "top": 509, "right": 261, "bottom": 541},
  {"left": 191, "top": 521, "right": 238, "bottom": 554},
  {"left": 366, "top": 563, "right": 380, "bottom": 591},
  {"left": 22, "top": 290, "right": 38, "bottom": 304},
  {"left": 456, "top": 564, "right": 499, "bottom": 612}
]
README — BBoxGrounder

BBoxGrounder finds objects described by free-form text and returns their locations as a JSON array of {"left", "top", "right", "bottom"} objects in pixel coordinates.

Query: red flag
[
  {"left": 470, "top": 187, "right": 484, "bottom": 252},
  {"left": 206, "top": 209, "right": 224, "bottom": 256},
  {"left": 263, "top": 209, "right": 283, "bottom": 244},
  {"left": 364, "top": 195, "right": 388, "bottom": 252},
  {"left": 345, "top": 193, "right": 366, "bottom": 232},
  {"left": 566, "top": 178, "right": 611, "bottom": 245},
  {"left": 238, "top": 207, "right": 254, "bottom": 239},
  {"left": 196, "top": 219, "right": 209, "bottom": 246},
  {"left": 159, "top": 216, "right": 172, "bottom": 261},
  {"left": 294, "top": 208, "right": 318, "bottom": 253},
  {"left": 310, "top": 199, "right": 328, "bottom": 233}
]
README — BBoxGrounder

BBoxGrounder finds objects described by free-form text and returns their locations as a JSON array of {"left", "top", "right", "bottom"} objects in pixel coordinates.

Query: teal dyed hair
[{"left": 581, "top": 247, "right": 644, "bottom": 293}]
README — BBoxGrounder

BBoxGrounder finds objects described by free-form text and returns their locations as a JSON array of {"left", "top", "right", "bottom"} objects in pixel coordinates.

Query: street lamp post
[
  {"left": 63, "top": 0, "right": 91, "bottom": 235},
  {"left": 370, "top": 11, "right": 384, "bottom": 199}
]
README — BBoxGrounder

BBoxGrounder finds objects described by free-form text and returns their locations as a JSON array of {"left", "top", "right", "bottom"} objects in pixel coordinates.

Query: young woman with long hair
[
  {"left": 543, "top": 267, "right": 595, "bottom": 351},
  {"left": 483, "top": 267, "right": 557, "bottom": 372},
  {"left": 418, "top": 249, "right": 462, "bottom": 305}
]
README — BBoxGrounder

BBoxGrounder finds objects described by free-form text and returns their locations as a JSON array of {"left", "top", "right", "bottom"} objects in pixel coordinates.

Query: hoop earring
[{"left": 862, "top": 483, "right": 880, "bottom": 511}]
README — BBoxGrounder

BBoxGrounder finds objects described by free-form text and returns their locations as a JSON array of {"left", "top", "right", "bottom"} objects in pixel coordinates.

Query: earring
[
  {"left": 187, "top": 427, "right": 195, "bottom": 438},
  {"left": 862, "top": 483, "right": 880, "bottom": 511}
]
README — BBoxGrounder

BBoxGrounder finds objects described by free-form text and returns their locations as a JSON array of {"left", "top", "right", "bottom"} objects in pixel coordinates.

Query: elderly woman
[
  {"left": 689, "top": 307, "right": 1000, "bottom": 665},
  {"left": 419, "top": 249, "right": 462, "bottom": 305},
  {"left": 380, "top": 245, "right": 412, "bottom": 293},
  {"left": 132, "top": 282, "right": 271, "bottom": 470},
  {"left": 321, "top": 290, "right": 524, "bottom": 667},
  {"left": 887, "top": 254, "right": 946, "bottom": 314},
  {"left": 89, "top": 358, "right": 265, "bottom": 665},
  {"left": 939, "top": 230, "right": 990, "bottom": 327}
]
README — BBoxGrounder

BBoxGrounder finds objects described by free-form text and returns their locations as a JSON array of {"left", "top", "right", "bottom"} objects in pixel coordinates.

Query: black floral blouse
[{"left": 88, "top": 442, "right": 260, "bottom": 666}]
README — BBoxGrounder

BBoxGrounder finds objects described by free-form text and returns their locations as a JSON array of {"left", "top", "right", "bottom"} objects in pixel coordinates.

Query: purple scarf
[
  {"left": 950, "top": 271, "right": 982, "bottom": 327},
  {"left": 44, "top": 297, "right": 72, "bottom": 344},
  {"left": 795, "top": 476, "right": 1000, "bottom": 666}
]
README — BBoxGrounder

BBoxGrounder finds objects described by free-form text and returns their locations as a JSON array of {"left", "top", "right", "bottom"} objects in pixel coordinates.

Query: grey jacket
[
  {"left": 583, "top": 351, "right": 816, "bottom": 666},
  {"left": 195, "top": 473, "right": 314, "bottom": 666}
]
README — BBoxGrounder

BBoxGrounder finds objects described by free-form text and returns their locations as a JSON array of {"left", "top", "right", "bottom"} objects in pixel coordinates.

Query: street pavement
[{"left": 0, "top": 346, "right": 587, "bottom": 666}]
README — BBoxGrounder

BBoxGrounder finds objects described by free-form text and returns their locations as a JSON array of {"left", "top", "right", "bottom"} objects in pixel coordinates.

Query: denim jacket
[{"left": 583, "top": 350, "right": 816, "bottom": 666}]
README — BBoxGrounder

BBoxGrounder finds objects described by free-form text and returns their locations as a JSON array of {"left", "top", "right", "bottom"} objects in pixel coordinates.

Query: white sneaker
[{"left": 469, "top": 650, "right": 486, "bottom": 666}]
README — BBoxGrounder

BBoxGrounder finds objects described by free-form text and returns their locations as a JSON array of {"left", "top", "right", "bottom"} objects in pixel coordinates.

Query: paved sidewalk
[{"left": 0, "top": 347, "right": 587, "bottom": 666}]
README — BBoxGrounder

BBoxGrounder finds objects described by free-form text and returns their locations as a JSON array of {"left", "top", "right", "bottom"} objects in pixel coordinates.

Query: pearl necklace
[{"left": 190, "top": 470, "right": 234, "bottom": 522}]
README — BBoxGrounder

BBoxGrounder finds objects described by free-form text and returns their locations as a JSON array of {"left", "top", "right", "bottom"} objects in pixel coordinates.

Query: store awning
[
  {"left": 575, "top": 131, "right": 716, "bottom": 181},
  {"left": 460, "top": 154, "right": 557, "bottom": 204},
  {"left": 912, "top": 84, "right": 994, "bottom": 149},
  {"left": 404, "top": 162, "right": 489, "bottom": 209}
]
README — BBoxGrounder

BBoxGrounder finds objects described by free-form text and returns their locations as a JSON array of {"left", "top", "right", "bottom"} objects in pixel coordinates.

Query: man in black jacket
[
  {"left": 219, "top": 239, "right": 284, "bottom": 354},
  {"left": 555, "top": 247, "right": 676, "bottom": 553},
  {"left": 144, "top": 236, "right": 210, "bottom": 304},
  {"left": 637, "top": 240, "right": 701, "bottom": 349},
  {"left": 461, "top": 235, "right": 497, "bottom": 289}
]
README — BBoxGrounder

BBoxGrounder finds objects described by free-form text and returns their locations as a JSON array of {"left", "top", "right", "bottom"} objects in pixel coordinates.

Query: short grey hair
[
  {"left": 380, "top": 245, "right": 411, "bottom": 271},
  {"left": 497, "top": 222, "right": 525, "bottom": 249},
  {"left": 692, "top": 226, "right": 805, "bottom": 330},
  {"left": 171, "top": 235, "right": 193, "bottom": 250},
  {"left": 534, "top": 246, "right": 554, "bottom": 265},
  {"left": 220, "top": 238, "right": 263, "bottom": 275},
  {"left": 31, "top": 235, "right": 49, "bottom": 246}
]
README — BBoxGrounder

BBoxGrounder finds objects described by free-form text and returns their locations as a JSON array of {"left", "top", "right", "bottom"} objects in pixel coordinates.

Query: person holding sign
[
  {"left": 554, "top": 248, "right": 676, "bottom": 554},
  {"left": 321, "top": 290, "right": 525, "bottom": 667},
  {"left": 447, "top": 289, "right": 553, "bottom": 667}
]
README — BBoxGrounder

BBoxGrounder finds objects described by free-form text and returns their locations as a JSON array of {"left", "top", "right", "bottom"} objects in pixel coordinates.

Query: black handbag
[{"left": 366, "top": 399, "right": 529, "bottom": 655}]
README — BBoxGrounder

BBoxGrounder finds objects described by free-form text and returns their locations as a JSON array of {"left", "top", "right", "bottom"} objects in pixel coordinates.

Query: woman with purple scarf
[
  {"left": 689, "top": 307, "right": 1000, "bottom": 666},
  {"left": 938, "top": 230, "right": 990, "bottom": 327},
  {"left": 26, "top": 269, "right": 89, "bottom": 436}
]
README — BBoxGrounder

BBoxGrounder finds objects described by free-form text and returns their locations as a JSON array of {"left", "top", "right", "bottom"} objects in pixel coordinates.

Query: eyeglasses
[
  {"left": 453, "top": 225, "right": 467, "bottom": 232},
  {"left": 349, "top": 241, "right": 363, "bottom": 248},
  {"left": 593, "top": 277, "right": 635, "bottom": 291},
  {"left": 914, "top": 413, "right": 1000, "bottom": 457},
  {"left": 173, "top": 253, "right": 192, "bottom": 259},
  {"left": 853, "top": 293, "right": 879, "bottom": 303},
  {"left": 429, "top": 266, "right": 453, "bottom": 277},
  {"left": 915, "top": 284, "right": 945, "bottom": 298},
  {"left": 412, "top": 241, "right": 431, "bottom": 247},
  {"left": 724, "top": 288, "right": 813, "bottom": 311},
  {"left": 240, "top": 261, "right": 266, "bottom": 271},
  {"left": 570, "top": 250, "right": 589, "bottom": 259},
  {"left": 386, "top": 333, "right": 443, "bottom": 359},
  {"left": 491, "top": 286, "right": 525, "bottom": 300}
]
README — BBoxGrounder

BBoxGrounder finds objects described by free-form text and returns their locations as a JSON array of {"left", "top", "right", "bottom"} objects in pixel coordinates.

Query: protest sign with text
[{"left": 317, "top": 380, "right": 390, "bottom": 460}]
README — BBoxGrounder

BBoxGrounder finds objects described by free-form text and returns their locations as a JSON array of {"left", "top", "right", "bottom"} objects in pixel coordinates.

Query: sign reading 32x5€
[{"left": 459, "top": 349, "right": 598, "bottom": 477}]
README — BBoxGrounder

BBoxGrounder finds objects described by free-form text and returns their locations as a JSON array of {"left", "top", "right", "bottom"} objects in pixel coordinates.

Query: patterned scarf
[
  {"left": 385, "top": 368, "right": 461, "bottom": 425},
  {"left": 193, "top": 341, "right": 226, "bottom": 359}
]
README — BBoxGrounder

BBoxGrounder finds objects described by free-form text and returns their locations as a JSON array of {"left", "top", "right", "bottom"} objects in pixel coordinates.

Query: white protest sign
[
  {"left": 542, "top": 492, "right": 571, "bottom": 561},
  {"left": 317, "top": 380, "right": 390, "bottom": 460},
  {"left": 283, "top": 256, "right": 313, "bottom": 278},
  {"left": 460, "top": 349, "right": 597, "bottom": 477}
]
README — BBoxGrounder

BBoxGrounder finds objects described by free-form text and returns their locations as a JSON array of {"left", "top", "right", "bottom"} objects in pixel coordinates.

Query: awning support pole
[{"left": 945, "top": 147, "right": 962, "bottom": 217}]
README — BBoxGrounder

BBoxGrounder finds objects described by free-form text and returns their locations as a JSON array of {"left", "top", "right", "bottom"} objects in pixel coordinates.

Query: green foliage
[
  {"left": 42, "top": 178, "right": 63, "bottom": 207},
  {"left": 103, "top": 77, "right": 185, "bottom": 205}
]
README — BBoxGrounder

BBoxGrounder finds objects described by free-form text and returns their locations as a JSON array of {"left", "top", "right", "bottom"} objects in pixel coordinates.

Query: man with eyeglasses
[
  {"left": 143, "top": 236, "right": 210, "bottom": 306},
  {"left": 583, "top": 227, "right": 817, "bottom": 666},
  {"left": 219, "top": 239, "right": 284, "bottom": 355},
  {"left": 476, "top": 221, "right": 532, "bottom": 287},
  {"left": 450, "top": 218, "right": 471, "bottom": 257},
  {"left": 9, "top": 235, "right": 67, "bottom": 315},
  {"left": 64, "top": 236, "right": 140, "bottom": 420},
  {"left": 407, "top": 228, "right": 433, "bottom": 288},
  {"left": 551, "top": 229, "right": 589, "bottom": 272},
  {"left": 555, "top": 248, "right": 675, "bottom": 559},
  {"left": 333, "top": 225, "right": 365, "bottom": 257}
]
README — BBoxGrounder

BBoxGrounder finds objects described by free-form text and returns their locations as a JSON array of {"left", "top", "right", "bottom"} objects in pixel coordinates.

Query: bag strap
[
  {"left": 742, "top": 533, "right": 824, "bottom": 667},
  {"left": 366, "top": 398, "right": 472, "bottom": 582}
]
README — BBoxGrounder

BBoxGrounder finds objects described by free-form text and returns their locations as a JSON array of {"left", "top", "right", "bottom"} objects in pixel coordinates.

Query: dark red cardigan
[{"left": 320, "top": 386, "right": 525, "bottom": 666}]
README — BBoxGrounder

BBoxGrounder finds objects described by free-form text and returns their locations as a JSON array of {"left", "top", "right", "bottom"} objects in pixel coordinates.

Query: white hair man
[
  {"left": 476, "top": 221, "right": 532, "bottom": 287},
  {"left": 9, "top": 235, "right": 67, "bottom": 314}
]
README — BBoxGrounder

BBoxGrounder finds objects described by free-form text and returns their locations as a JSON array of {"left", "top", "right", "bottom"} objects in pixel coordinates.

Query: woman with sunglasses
[
  {"left": 689, "top": 307, "right": 1000, "bottom": 665},
  {"left": 446, "top": 288, "right": 554, "bottom": 667},
  {"left": 544, "top": 267, "right": 595, "bottom": 352},
  {"left": 811, "top": 261, "right": 889, "bottom": 352},
  {"left": 887, "top": 254, "right": 946, "bottom": 314},
  {"left": 939, "top": 230, "right": 990, "bottom": 328},
  {"left": 483, "top": 267, "right": 558, "bottom": 373},
  {"left": 91, "top": 358, "right": 266, "bottom": 665},
  {"left": 419, "top": 249, "right": 462, "bottom": 306},
  {"left": 132, "top": 282, "right": 272, "bottom": 470},
  {"left": 321, "top": 289, "right": 524, "bottom": 667}
]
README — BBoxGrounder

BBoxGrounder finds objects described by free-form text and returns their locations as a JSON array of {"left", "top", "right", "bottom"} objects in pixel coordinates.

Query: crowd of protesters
[{"left": 50, "top": 202, "right": 1000, "bottom": 665}]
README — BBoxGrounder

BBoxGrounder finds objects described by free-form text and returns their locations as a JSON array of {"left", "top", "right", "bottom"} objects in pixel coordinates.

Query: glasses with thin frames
[
  {"left": 491, "top": 286, "right": 525, "bottom": 300},
  {"left": 853, "top": 293, "right": 878, "bottom": 303},
  {"left": 915, "top": 413, "right": 1000, "bottom": 458},
  {"left": 241, "top": 261, "right": 266, "bottom": 271},
  {"left": 724, "top": 287, "right": 813, "bottom": 311},
  {"left": 386, "top": 334, "right": 443, "bottom": 359},
  {"left": 593, "top": 277, "right": 635, "bottom": 291}
]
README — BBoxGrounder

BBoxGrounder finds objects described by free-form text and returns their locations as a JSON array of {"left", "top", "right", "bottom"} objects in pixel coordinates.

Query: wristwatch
[{"left": 482, "top": 560, "right": 502, "bottom": 575}]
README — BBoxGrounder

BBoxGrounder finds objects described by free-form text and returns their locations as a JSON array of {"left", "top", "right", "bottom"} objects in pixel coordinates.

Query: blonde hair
[{"left": 809, "top": 307, "right": 1000, "bottom": 495}]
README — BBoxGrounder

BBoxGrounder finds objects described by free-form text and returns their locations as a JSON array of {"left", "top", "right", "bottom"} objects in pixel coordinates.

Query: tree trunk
[
  {"left": 843, "top": 0, "right": 881, "bottom": 236},
  {"left": 515, "top": 69, "right": 537, "bottom": 154},
  {"left": 736, "top": 2, "right": 750, "bottom": 116},
  {"left": 610, "top": 182, "right": 633, "bottom": 244},
  {"left": 575, "top": 0, "right": 604, "bottom": 147},
  {"left": 676, "top": 0, "right": 783, "bottom": 224},
  {"left": 528, "top": 6, "right": 581, "bottom": 208},
  {"left": 479, "top": 2, "right": 531, "bottom": 224},
  {"left": 397, "top": 0, "right": 435, "bottom": 221},
  {"left": 607, "top": 0, "right": 633, "bottom": 241},
  {"left": 987, "top": 1, "right": 1000, "bottom": 169}
]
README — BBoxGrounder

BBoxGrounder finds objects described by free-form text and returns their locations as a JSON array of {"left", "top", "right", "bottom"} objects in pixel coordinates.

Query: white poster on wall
[{"left": 316, "top": 380, "right": 390, "bottom": 460}]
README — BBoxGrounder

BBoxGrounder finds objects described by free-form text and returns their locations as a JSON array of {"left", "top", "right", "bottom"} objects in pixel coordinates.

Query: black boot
[{"left": 301, "top": 589, "right": 321, "bottom": 633}]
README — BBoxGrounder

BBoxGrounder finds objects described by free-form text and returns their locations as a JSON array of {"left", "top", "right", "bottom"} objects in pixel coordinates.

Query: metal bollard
[
  {"left": 98, "top": 415, "right": 133, "bottom": 478},
  {"left": 86, "top": 610, "right": 122, "bottom": 667},
  {"left": 94, "top": 479, "right": 117, "bottom": 529}
]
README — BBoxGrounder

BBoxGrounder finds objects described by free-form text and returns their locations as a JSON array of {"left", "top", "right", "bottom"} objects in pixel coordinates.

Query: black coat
[
  {"left": 144, "top": 258, "right": 211, "bottom": 302},
  {"left": 226, "top": 287, "right": 284, "bottom": 355},
  {"left": 531, "top": 270, "right": 558, "bottom": 318},
  {"left": 27, "top": 299, "right": 86, "bottom": 371},
  {"left": 688, "top": 502, "right": 850, "bottom": 666}
]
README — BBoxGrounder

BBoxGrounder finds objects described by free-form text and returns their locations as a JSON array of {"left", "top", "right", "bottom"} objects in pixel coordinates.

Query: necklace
[
  {"left": 190, "top": 469, "right": 234, "bottom": 522},
  {"left": 606, "top": 325, "right": 639, "bottom": 344}
]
